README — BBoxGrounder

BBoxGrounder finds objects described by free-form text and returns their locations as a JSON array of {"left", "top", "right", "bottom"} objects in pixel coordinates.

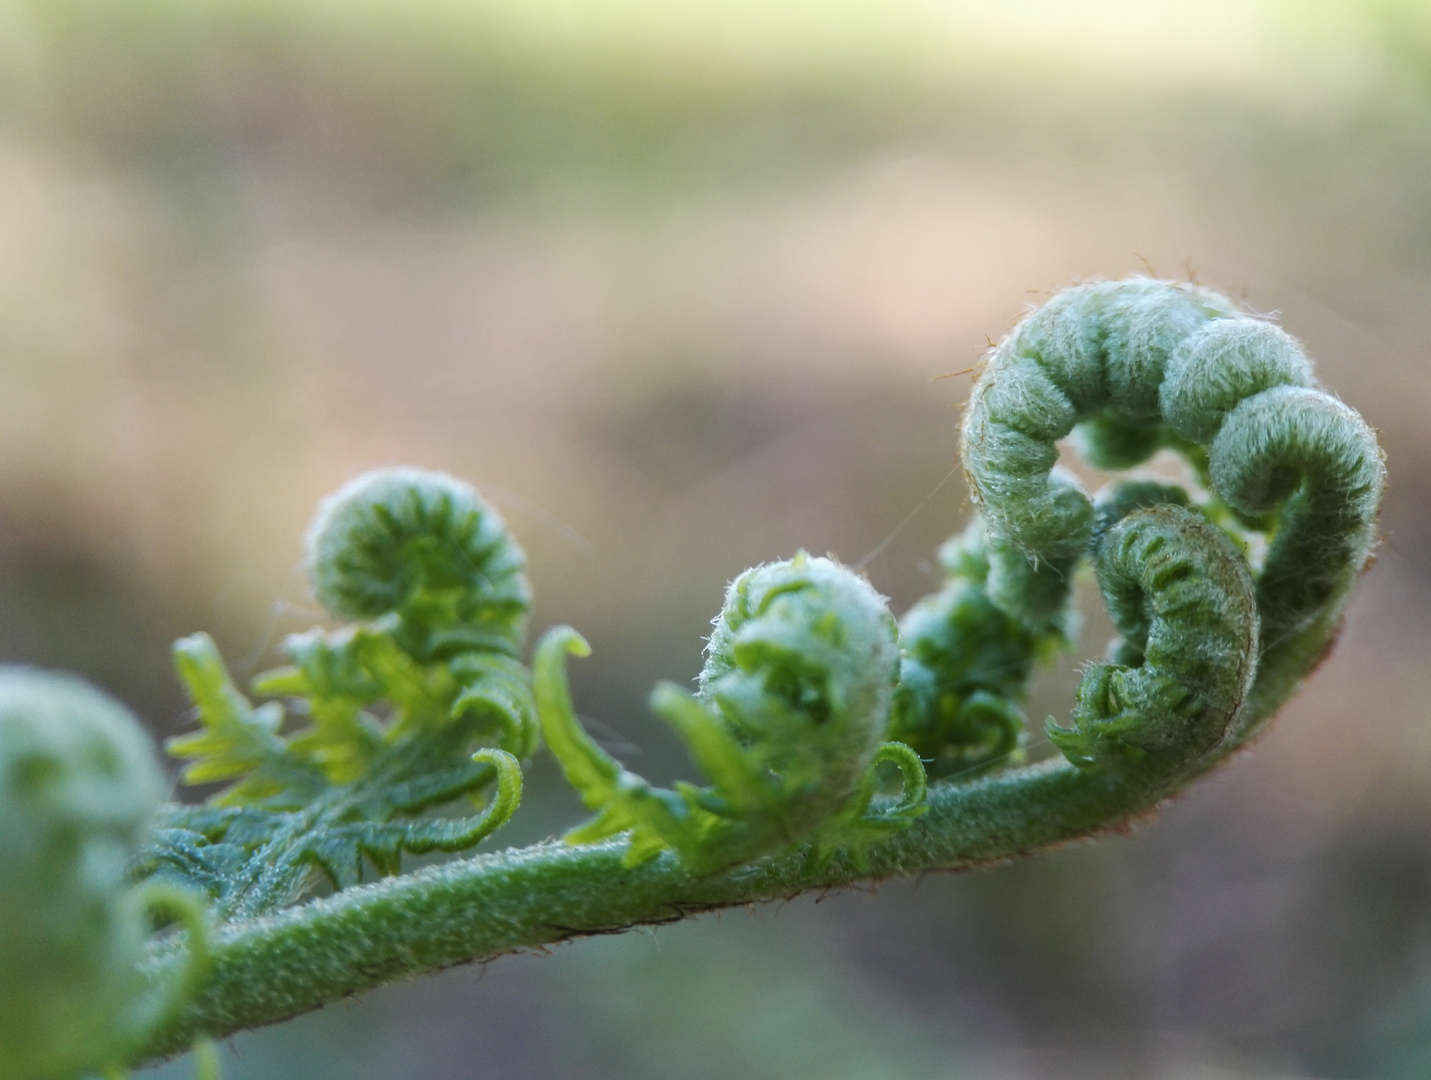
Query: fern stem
[{"left": 136, "top": 755, "right": 1187, "bottom": 1063}]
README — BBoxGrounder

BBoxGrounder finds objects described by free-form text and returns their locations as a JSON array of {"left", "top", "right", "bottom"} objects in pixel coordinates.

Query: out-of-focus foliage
[
  {"left": 0, "top": 669, "right": 209, "bottom": 1080},
  {"left": 1, "top": 0, "right": 1429, "bottom": 200}
]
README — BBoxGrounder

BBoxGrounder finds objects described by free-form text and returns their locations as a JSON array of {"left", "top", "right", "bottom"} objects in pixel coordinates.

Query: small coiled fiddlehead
[
  {"left": 306, "top": 467, "right": 530, "bottom": 662},
  {"left": 1047, "top": 499, "right": 1258, "bottom": 770},
  {"left": 0, "top": 670, "right": 208, "bottom": 1080},
  {"left": 535, "top": 553, "right": 927, "bottom": 874},
  {"left": 143, "top": 468, "right": 534, "bottom": 919}
]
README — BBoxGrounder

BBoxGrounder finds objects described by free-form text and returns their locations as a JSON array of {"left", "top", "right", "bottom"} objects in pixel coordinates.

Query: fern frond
[{"left": 144, "top": 469, "right": 538, "bottom": 918}]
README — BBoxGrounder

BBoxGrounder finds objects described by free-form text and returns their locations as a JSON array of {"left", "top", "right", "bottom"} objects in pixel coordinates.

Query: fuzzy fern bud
[
  {"left": 535, "top": 553, "right": 925, "bottom": 874},
  {"left": 147, "top": 468, "right": 536, "bottom": 919},
  {"left": 960, "top": 277, "right": 1385, "bottom": 745},
  {"left": 0, "top": 669, "right": 196, "bottom": 1080},
  {"left": 1049, "top": 503, "right": 1258, "bottom": 770},
  {"left": 696, "top": 552, "right": 899, "bottom": 804},
  {"left": 306, "top": 467, "right": 531, "bottom": 660}
]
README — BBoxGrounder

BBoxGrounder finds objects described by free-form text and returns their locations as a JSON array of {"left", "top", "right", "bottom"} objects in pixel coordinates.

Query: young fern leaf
[
  {"left": 534, "top": 553, "right": 927, "bottom": 874},
  {"left": 888, "top": 518, "right": 1068, "bottom": 780},
  {"left": 140, "top": 469, "right": 536, "bottom": 919},
  {"left": 108, "top": 277, "right": 1384, "bottom": 1066},
  {"left": 166, "top": 633, "right": 326, "bottom": 808}
]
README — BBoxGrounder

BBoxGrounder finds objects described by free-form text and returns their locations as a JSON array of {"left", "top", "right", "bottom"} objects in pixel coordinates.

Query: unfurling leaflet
[
  {"left": 142, "top": 468, "right": 534, "bottom": 919},
  {"left": 535, "top": 553, "right": 927, "bottom": 874},
  {"left": 0, "top": 670, "right": 207, "bottom": 1080},
  {"left": 888, "top": 518, "right": 1066, "bottom": 780}
]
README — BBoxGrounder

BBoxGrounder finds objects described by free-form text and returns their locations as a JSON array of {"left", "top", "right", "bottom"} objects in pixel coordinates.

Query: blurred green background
[{"left": 2, "top": 0, "right": 1431, "bottom": 1076}]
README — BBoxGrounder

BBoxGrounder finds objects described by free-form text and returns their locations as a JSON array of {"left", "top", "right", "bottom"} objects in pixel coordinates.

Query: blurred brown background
[{"left": 3, "top": 1, "right": 1430, "bottom": 1077}]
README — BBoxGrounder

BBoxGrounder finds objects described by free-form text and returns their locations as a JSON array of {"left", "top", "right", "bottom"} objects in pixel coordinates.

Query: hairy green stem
[{"left": 135, "top": 754, "right": 1196, "bottom": 1063}]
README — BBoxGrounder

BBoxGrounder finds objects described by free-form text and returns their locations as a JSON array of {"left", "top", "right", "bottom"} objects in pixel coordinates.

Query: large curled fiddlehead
[
  {"left": 0, "top": 670, "right": 208, "bottom": 1080},
  {"left": 535, "top": 552, "right": 927, "bottom": 874},
  {"left": 955, "top": 277, "right": 1383, "bottom": 771},
  {"left": 141, "top": 468, "right": 534, "bottom": 919}
]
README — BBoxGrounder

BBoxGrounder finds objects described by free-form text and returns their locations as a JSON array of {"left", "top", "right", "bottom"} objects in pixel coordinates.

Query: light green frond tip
[
  {"left": 147, "top": 467, "right": 537, "bottom": 918},
  {"left": 306, "top": 467, "right": 530, "bottom": 661}
]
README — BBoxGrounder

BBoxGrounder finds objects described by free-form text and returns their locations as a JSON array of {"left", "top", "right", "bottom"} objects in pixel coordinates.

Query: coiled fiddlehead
[
  {"left": 0, "top": 669, "right": 208, "bottom": 1080},
  {"left": 954, "top": 277, "right": 1383, "bottom": 771},
  {"left": 306, "top": 467, "right": 530, "bottom": 662},
  {"left": 535, "top": 553, "right": 927, "bottom": 875},
  {"left": 1047, "top": 500, "right": 1257, "bottom": 769},
  {"left": 142, "top": 468, "right": 533, "bottom": 919}
]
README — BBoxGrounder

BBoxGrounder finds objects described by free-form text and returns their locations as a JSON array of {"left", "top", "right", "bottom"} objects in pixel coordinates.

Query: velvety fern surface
[{"left": 0, "top": 278, "right": 1385, "bottom": 1077}]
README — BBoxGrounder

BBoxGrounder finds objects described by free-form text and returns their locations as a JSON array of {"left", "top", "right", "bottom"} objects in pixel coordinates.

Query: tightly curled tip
[
  {"left": 0, "top": 669, "right": 169, "bottom": 1080},
  {"left": 539, "top": 554, "right": 913, "bottom": 873},
  {"left": 698, "top": 554, "right": 899, "bottom": 787},
  {"left": 702, "top": 554, "right": 893, "bottom": 673},
  {"left": 305, "top": 467, "right": 530, "bottom": 656},
  {"left": 1050, "top": 504, "right": 1257, "bottom": 772}
]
